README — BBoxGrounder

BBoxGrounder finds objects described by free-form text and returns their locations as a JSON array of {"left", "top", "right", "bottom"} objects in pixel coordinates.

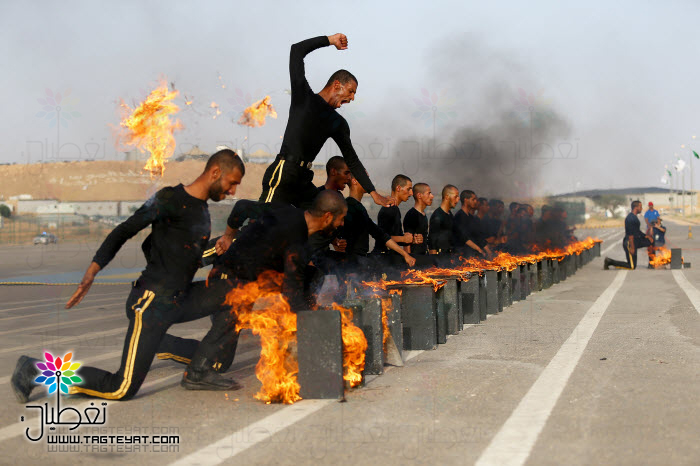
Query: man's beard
[{"left": 208, "top": 178, "right": 224, "bottom": 201}]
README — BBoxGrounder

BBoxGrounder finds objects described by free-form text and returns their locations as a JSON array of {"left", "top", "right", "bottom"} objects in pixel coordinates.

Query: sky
[{"left": 2, "top": 0, "right": 700, "bottom": 196}]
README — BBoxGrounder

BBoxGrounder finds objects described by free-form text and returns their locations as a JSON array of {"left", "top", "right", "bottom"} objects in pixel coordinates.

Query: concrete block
[
  {"left": 297, "top": 310, "right": 344, "bottom": 400},
  {"left": 671, "top": 248, "right": 683, "bottom": 270},
  {"left": 485, "top": 270, "right": 499, "bottom": 315},
  {"left": 461, "top": 278, "right": 480, "bottom": 324},
  {"left": 399, "top": 285, "right": 437, "bottom": 350}
]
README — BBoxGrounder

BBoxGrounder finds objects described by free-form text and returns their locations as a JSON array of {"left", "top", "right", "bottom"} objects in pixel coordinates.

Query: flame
[
  {"left": 362, "top": 237, "right": 602, "bottom": 292},
  {"left": 224, "top": 271, "right": 300, "bottom": 404},
  {"left": 118, "top": 82, "right": 182, "bottom": 177},
  {"left": 380, "top": 298, "right": 391, "bottom": 353},
  {"left": 650, "top": 246, "right": 672, "bottom": 268},
  {"left": 333, "top": 303, "right": 367, "bottom": 387},
  {"left": 238, "top": 96, "right": 278, "bottom": 127}
]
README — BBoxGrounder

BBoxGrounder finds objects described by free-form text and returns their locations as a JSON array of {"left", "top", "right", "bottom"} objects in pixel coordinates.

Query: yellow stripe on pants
[
  {"left": 69, "top": 290, "right": 155, "bottom": 399},
  {"left": 265, "top": 160, "right": 285, "bottom": 203}
]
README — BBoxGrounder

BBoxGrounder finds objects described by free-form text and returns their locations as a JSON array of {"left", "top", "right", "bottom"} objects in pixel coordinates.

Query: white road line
[
  {"left": 0, "top": 295, "right": 124, "bottom": 314},
  {"left": 0, "top": 291, "right": 124, "bottom": 308},
  {"left": 672, "top": 270, "right": 700, "bottom": 316},
  {"left": 601, "top": 234, "right": 624, "bottom": 256},
  {"left": 170, "top": 400, "right": 334, "bottom": 466},
  {"left": 0, "top": 313, "right": 124, "bottom": 336},
  {"left": 475, "top": 270, "right": 627, "bottom": 466},
  {"left": 171, "top": 347, "right": 427, "bottom": 466},
  {"left": 0, "top": 327, "right": 128, "bottom": 355},
  {"left": 0, "top": 348, "right": 262, "bottom": 443}
]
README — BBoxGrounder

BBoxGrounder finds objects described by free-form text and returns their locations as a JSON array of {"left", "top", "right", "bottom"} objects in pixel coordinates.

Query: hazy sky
[{"left": 3, "top": 0, "right": 700, "bottom": 195}]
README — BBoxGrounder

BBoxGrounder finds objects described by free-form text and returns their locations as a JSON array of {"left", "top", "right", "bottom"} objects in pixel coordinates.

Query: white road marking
[
  {"left": 0, "top": 348, "right": 262, "bottom": 443},
  {"left": 0, "top": 295, "right": 124, "bottom": 314},
  {"left": 601, "top": 234, "right": 624, "bottom": 256},
  {"left": 672, "top": 270, "right": 700, "bottom": 316},
  {"left": 0, "top": 291, "right": 123, "bottom": 309},
  {"left": 475, "top": 270, "right": 627, "bottom": 466},
  {"left": 170, "top": 399, "right": 335, "bottom": 466},
  {"left": 172, "top": 347, "right": 426, "bottom": 466}
]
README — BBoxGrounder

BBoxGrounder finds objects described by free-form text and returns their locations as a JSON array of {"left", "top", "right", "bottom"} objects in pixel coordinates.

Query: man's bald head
[{"left": 309, "top": 189, "right": 347, "bottom": 218}]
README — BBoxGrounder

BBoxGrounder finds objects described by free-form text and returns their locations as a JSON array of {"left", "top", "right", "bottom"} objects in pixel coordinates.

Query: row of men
[{"left": 304, "top": 159, "right": 576, "bottom": 270}]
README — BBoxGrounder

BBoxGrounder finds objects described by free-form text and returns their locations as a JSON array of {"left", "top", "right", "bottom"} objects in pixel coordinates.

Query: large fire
[
  {"left": 118, "top": 82, "right": 182, "bottom": 177},
  {"left": 238, "top": 95, "right": 278, "bottom": 127},
  {"left": 333, "top": 303, "right": 367, "bottom": 388},
  {"left": 650, "top": 246, "right": 672, "bottom": 268},
  {"left": 224, "top": 272, "right": 368, "bottom": 403},
  {"left": 224, "top": 271, "right": 300, "bottom": 404}
]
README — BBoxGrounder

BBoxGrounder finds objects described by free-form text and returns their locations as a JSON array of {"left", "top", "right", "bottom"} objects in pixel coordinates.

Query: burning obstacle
[{"left": 227, "top": 238, "right": 602, "bottom": 404}]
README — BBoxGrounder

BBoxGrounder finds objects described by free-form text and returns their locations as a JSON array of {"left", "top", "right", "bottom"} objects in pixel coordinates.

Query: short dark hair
[
  {"left": 205, "top": 149, "right": 245, "bottom": 176},
  {"left": 509, "top": 202, "right": 519, "bottom": 212},
  {"left": 460, "top": 189, "right": 476, "bottom": 204},
  {"left": 413, "top": 182, "right": 430, "bottom": 200},
  {"left": 477, "top": 197, "right": 488, "bottom": 206},
  {"left": 326, "top": 156, "right": 347, "bottom": 176},
  {"left": 442, "top": 184, "right": 458, "bottom": 199},
  {"left": 325, "top": 69, "right": 358, "bottom": 88},
  {"left": 309, "top": 189, "right": 347, "bottom": 218},
  {"left": 391, "top": 174, "right": 412, "bottom": 192},
  {"left": 631, "top": 200, "right": 641, "bottom": 210}
]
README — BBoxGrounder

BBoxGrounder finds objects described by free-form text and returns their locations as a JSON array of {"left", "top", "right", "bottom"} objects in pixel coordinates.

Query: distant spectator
[{"left": 644, "top": 202, "right": 660, "bottom": 235}]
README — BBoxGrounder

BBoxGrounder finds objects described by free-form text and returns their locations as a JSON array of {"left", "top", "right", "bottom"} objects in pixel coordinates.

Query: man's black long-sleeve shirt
[
  {"left": 428, "top": 207, "right": 454, "bottom": 252},
  {"left": 282, "top": 36, "right": 375, "bottom": 193},
  {"left": 373, "top": 205, "right": 405, "bottom": 254},
  {"left": 452, "top": 209, "right": 484, "bottom": 250},
  {"left": 341, "top": 197, "right": 391, "bottom": 256},
  {"left": 219, "top": 206, "right": 310, "bottom": 311},
  {"left": 403, "top": 207, "right": 428, "bottom": 255},
  {"left": 92, "top": 184, "right": 210, "bottom": 292}
]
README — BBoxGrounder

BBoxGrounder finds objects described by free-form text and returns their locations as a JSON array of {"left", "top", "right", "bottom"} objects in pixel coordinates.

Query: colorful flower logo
[
  {"left": 510, "top": 88, "right": 554, "bottom": 128},
  {"left": 35, "top": 89, "right": 81, "bottom": 128},
  {"left": 34, "top": 352, "right": 81, "bottom": 395},
  {"left": 412, "top": 88, "right": 456, "bottom": 128}
]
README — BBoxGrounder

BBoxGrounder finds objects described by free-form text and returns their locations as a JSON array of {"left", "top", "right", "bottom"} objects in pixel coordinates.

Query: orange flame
[
  {"left": 362, "top": 237, "right": 601, "bottom": 292},
  {"left": 333, "top": 303, "right": 367, "bottom": 387},
  {"left": 380, "top": 298, "right": 391, "bottom": 353},
  {"left": 224, "top": 271, "right": 300, "bottom": 404},
  {"left": 650, "top": 246, "right": 672, "bottom": 268},
  {"left": 238, "top": 96, "right": 277, "bottom": 127},
  {"left": 118, "top": 82, "right": 182, "bottom": 177}
]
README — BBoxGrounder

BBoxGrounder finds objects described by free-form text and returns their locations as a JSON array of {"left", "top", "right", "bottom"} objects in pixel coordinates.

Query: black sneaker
[
  {"left": 180, "top": 369, "right": 242, "bottom": 391},
  {"left": 11, "top": 356, "right": 40, "bottom": 404},
  {"left": 603, "top": 258, "right": 612, "bottom": 270}
]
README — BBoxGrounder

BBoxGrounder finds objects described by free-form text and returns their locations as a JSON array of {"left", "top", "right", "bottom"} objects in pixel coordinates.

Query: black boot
[
  {"left": 181, "top": 356, "right": 241, "bottom": 391},
  {"left": 11, "top": 355, "right": 40, "bottom": 403},
  {"left": 603, "top": 258, "right": 612, "bottom": 270}
]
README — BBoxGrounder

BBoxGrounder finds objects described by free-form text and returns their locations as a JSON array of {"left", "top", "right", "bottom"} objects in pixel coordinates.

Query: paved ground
[{"left": 0, "top": 224, "right": 698, "bottom": 465}]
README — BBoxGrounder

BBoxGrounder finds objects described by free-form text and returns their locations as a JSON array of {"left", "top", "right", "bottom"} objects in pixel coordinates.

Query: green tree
[
  {"left": 592, "top": 194, "right": 627, "bottom": 218},
  {"left": 0, "top": 204, "right": 11, "bottom": 218}
]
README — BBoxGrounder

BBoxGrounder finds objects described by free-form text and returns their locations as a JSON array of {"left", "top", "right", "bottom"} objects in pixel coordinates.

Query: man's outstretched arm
[{"left": 289, "top": 35, "right": 335, "bottom": 95}]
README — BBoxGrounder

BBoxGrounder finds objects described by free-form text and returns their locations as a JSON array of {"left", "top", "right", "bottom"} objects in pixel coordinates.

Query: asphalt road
[{"left": 0, "top": 223, "right": 698, "bottom": 465}]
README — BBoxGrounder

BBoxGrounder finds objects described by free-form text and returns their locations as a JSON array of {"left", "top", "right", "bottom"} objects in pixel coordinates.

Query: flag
[
  {"left": 667, "top": 169, "right": 673, "bottom": 177},
  {"left": 694, "top": 150, "right": 699, "bottom": 159}
]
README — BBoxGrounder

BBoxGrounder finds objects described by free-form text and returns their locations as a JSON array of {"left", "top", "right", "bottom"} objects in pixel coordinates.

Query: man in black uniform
[
  {"left": 429, "top": 185, "right": 459, "bottom": 255},
  {"left": 604, "top": 200, "right": 654, "bottom": 270},
  {"left": 453, "top": 190, "right": 493, "bottom": 257},
  {"left": 11, "top": 150, "right": 246, "bottom": 403},
  {"left": 336, "top": 175, "right": 415, "bottom": 277},
  {"left": 403, "top": 182, "right": 433, "bottom": 256},
  {"left": 373, "top": 174, "right": 414, "bottom": 255},
  {"left": 191, "top": 190, "right": 349, "bottom": 366},
  {"left": 259, "top": 33, "right": 392, "bottom": 209}
]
